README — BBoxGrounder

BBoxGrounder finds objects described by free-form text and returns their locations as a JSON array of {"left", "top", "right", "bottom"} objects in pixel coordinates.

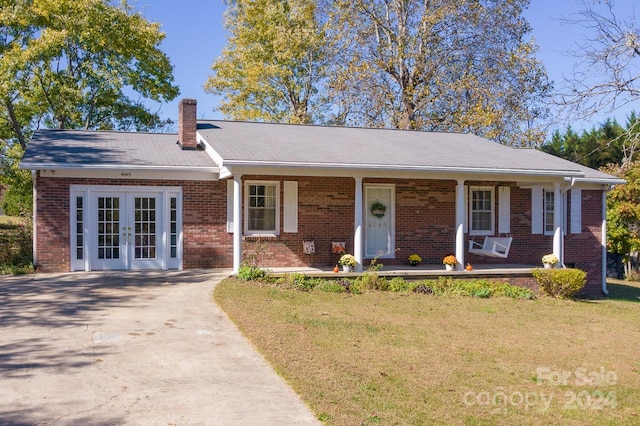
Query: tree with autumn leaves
[
  {"left": 0, "top": 0, "right": 179, "bottom": 214},
  {"left": 207, "top": 0, "right": 550, "bottom": 147},
  {"left": 205, "top": 0, "right": 326, "bottom": 124}
]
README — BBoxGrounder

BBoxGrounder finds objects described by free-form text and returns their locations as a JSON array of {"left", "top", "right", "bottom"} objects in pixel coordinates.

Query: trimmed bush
[{"left": 531, "top": 268, "right": 587, "bottom": 298}]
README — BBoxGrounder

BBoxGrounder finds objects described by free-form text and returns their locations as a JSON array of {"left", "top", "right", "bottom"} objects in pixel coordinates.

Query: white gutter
[
  {"left": 220, "top": 160, "right": 584, "bottom": 177},
  {"left": 569, "top": 176, "right": 626, "bottom": 185},
  {"left": 20, "top": 163, "right": 219, "bottom": 173}
]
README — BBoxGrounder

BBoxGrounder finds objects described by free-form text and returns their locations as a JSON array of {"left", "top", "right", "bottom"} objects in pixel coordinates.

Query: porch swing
[{"left": 468, "top": 235, "right": 513, "bottom": 259}]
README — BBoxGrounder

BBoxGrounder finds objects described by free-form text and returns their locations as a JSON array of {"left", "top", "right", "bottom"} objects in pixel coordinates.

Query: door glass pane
[
  {"left": 170, "top": 197, "right": 178, "bottom": 258},
  {"left": 134, "top": 197, "right": 157, "bottom": 260},
  {"left": 75, "top": 196, "right": 84, "bottom": 259},
  {"left": 97, "top": 197, "right": 120, "bottom": 260}
]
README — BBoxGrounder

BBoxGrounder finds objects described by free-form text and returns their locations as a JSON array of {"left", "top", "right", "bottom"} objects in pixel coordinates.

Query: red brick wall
[
  {"left": 34, "top": 177, "right": 231, "bottom": 272},
  {"left": 565, "top": 190, "right": 603, "bottom": 294},
  {"left": 241, "top": 175, "right": 355, "bottom": 267},
  {"left": 35, "top": 179, "right": 72, "bottom": 271},
  {"left": 34, "top": 175, "right": 605, "bottom": 296}
]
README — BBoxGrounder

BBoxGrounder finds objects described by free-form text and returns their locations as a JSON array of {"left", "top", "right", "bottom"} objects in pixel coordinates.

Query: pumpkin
[
  {"left": 465, "top": 263, "right": 473, "bottom": 271},
  {"left": 333, "top": 265, "right": 340, "bottom": 273}
]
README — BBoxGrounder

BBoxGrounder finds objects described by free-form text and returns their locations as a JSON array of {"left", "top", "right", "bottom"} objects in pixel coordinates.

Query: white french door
[
  {"left": 71, "top": 186, "right": 182, "bottom": 271},
  {"left": 90, "top": 192, "right": 163, "bottom": 270}
]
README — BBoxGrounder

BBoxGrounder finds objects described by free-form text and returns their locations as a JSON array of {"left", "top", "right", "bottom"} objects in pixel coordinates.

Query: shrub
[
  {"left": 0, "top": 215, "right": 33, "bottom": 275},
  {"left": 278, "top": 272, "right": 313, "bottom": 290},
  {"left": 625, "top": 270, "right": 640, "bottom": 281},
  {"left": 237, "top": 261, "right": 267, "bottom": 281},
  {"left": 532, "top": 268, "right": 587, "bottom": 298},
  {"left": 492, "top": 283, "right": 536, "bottom": 299},
  {"left": 419, "top": 277, "right": 534, "bottom": 299},
  {"left": 388, "top": 277, "right": 412, "bottom": 292},
  {"left": 316, "top": 279, "right": 348, "bottom": 293},
  {"left": 357, "top": 272, "right": 388, "bottom": 291}
]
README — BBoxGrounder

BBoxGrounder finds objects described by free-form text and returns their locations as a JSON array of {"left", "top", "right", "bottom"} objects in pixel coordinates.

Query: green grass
[{"left": 214, "top": 278, "right": 640, "bottom": 425}]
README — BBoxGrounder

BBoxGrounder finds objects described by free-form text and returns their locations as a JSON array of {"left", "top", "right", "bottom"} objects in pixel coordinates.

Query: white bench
[{"left": 468, "top": 236, "right": 512, "bottom": 258}]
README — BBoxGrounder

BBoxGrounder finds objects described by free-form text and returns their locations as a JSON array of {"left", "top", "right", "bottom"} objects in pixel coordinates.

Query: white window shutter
[
  {"left": 498, "top": 186, "right": 510, "bottom": 234},
  {"left": 226, "top": 179, "right": 234, "bottom": 233},
  {"left": 531, "top": 187, "right": 543, "bottom": 234},
  {"left": 571, "top": 188, "right": 582, "bottom": 234},
  {"left": 463, "top": 185, "right": 468, "bottom": 233},
  {"left": 283, "top": 181, "right": 298, "bottom": 233}
]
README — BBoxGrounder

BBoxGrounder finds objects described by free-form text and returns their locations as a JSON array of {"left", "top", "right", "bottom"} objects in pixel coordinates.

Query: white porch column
[
  {"left": 354, "top": 177, "right": 364, "bottom": 271},
  {"left": 553, "top": 182, "right": 562, "bottom": 264},
  {"left": 455, "top": 179, "right": 465, "bottom": 270},
  {"left": 233, "top": 174, "right": 243, "bottom": 274},
  {"left": 601, "top": 189, "right": 609, "bottom": 294}
]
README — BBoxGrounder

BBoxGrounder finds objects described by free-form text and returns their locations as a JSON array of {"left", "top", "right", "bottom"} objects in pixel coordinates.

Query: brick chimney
[{"left": 178, "top": 98, "right": 197, "bottom": 150}]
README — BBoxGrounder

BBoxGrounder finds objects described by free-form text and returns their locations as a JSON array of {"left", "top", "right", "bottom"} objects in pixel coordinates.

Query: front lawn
[{"left": 214, "top": 278, "right": 640, "bottom": 425}]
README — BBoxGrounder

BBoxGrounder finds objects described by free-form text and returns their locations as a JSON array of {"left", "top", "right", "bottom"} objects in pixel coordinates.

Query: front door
[
  {"left": 365, "top": 185, "right": 395, "bottom": 258},
  {"left": 90, "top": 191, "right": 163, "bottom": 270}
]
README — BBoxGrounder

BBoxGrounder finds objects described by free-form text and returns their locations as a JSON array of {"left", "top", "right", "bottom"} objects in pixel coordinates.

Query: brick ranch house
[{"left": 21, "top": 99, "right": 624, "bottom": 295}]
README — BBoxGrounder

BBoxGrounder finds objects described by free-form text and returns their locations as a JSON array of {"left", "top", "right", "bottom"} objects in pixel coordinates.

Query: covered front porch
[{"left": 230, "top": 175, "right": 570, "bottom": 274}]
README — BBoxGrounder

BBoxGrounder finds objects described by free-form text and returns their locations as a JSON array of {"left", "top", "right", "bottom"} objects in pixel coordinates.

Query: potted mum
[
  {"left": 443, "top": 254, "right": 457, "bottom": 271},
  {"left": 541, "top": 253, "right": 559, "bottom": 269},
  {"left": 339, "top": 254, "right": 357, "bottom": 272},
  {"left": 408, "top": 253, "right": 422, "bottom": 266}
]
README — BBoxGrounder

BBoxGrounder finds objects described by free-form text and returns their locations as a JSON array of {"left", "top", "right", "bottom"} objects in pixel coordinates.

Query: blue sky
[{"left": 136, "top": 0, "right": 638, "bottom": 134}]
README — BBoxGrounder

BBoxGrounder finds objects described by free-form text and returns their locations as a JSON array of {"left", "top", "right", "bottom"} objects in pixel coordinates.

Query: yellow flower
[{"left": 339, "top": 254, "right": 357, "bottom": 266}]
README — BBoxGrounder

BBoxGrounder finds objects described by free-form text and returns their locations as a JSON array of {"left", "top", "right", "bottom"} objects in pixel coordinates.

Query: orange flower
[{"left": 443, "top": 255, "right": 457, "bottom": 266}]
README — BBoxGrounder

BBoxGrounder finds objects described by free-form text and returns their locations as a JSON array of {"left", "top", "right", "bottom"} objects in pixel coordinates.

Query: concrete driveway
[{"left": 1, "top": 270, "right": 320, "bottom": 425}]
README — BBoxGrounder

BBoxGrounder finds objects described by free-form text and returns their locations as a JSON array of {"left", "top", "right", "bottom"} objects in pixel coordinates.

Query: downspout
[{"left": 602, "top": 189, "right": 609, "bottom": 295}]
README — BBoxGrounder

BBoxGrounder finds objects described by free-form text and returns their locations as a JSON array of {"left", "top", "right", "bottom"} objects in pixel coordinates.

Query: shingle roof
[
  {"left": 20, "top": 122, "right": 623, "bottom": 184},
  {"left": 21, "top": 129, "right": 218, "bottom": 170},
  {"left": 197, "top": 120, "right": 621, "bottom": 182}
]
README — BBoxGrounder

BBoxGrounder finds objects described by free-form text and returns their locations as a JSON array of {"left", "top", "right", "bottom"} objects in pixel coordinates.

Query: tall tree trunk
[{"left": 4, "top": 99, "right": 28, "bottom": 150}]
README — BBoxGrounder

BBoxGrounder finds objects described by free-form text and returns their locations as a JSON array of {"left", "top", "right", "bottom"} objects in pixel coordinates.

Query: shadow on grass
[{"left": 606, "top": 280, "right": 640, "bottom": 302}]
